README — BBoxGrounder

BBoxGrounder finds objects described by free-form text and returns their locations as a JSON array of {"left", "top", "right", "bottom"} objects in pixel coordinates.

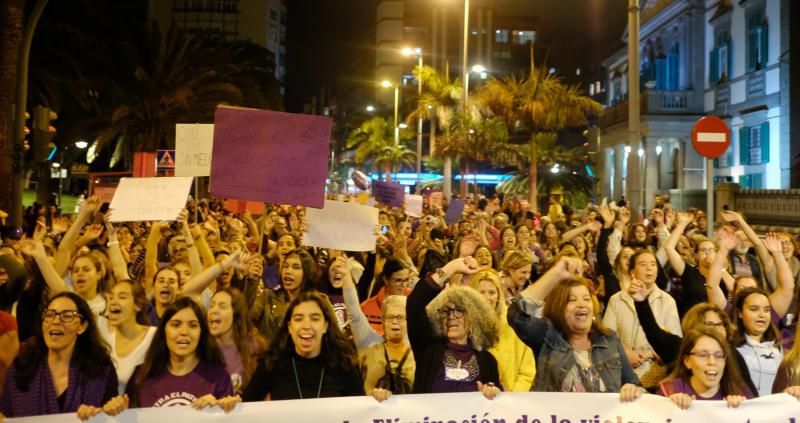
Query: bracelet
[{"left": 106, "top": 241, "right": 119, "bottom": 247}]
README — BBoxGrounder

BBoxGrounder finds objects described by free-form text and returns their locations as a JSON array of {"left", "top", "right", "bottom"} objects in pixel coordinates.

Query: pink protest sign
[{"left": 209, "top": 107, "right": 332, "bottom": 208}]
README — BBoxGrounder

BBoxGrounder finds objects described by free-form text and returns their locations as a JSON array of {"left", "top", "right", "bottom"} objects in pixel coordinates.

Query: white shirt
[
  {"left": 737, "top": 334, "right": 782, "bottom": 397},
  {"left": 602, "top": 287, "right": 682, "bottom": 386},
  {"left": 98, "top": 320, "right": 157, "bottom": 394}
]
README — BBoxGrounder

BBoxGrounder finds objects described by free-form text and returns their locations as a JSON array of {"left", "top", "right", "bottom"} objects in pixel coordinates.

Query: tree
[
  {"left": 478, "top": 67, "right": 602, "bottom": 211},
  {"left": 407, "top": 65, "right": 462, "bottom": 199},
  {"left": 346, "top": 116, "right": 413, "bottom": 181},
  {"left": 375, "top": 143, "right": 416, "bottom": 181},
  {"left": 74, "top": 23, "right": 282, "bottom": 168}
]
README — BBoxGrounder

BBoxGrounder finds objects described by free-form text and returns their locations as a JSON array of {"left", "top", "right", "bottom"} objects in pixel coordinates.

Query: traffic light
[{"left": 32, "top": 105, "right": 57, "bottom": 163}]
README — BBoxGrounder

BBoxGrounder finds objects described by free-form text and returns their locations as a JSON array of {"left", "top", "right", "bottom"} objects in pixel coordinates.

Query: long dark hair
[
  {"left": 666, "top": 328, "right": 750, "bottom": 397},
  {"left": 263, "top": 291, "right": 358, "bottom": 373},
  {"left": 282, "top": 248, "right": 319, "bottom": 292},
  {"left": 731, "top": 287, "right": 781, "bottom": 347},
  {"left": 211, "top": 288, "right": 265, "bottom": 388},
  {"left": 131, "top": 297, "right": 223, "bottom": 404},
  {"left": 14, "top": 292, "right": 112, "bottom": 390}
]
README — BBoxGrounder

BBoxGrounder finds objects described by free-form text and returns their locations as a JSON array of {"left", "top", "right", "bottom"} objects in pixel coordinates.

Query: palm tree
[
  {"left": 443, "top": 113, "right": 509, "bottom": 197},
  {"left": 76, "top": 23, "right": 282, "bottom": 168},
  {"left": 406, "top": 65, "right": 462, "bottom": 199},
  {"left": 478, "top": 67, "right": 602, "bottom": 211},
  {"left": 495, "top": 133, "right": 594, "bottom": 205},
  {"left": 375, "top": 143, "right": 417, "bottom": 180},
  {"left": 346, "top": 116, "right": 413, "bottom": 180}
]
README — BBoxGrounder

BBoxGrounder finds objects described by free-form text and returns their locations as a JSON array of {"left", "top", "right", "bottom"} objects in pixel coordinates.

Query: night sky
[{"left": 284, "top": 0, "right": 628, "bottom": 112}]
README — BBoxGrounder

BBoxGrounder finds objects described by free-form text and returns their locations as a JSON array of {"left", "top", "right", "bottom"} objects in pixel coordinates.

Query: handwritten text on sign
[
  {"left": 302, "top": 200, "right": 379, "bottom": 251},
  {"left": 8, "top": 392, "right": 799, "bottom": 423},
  {"left": 175, "top": 124, "right": 214, "bottom": 177},
  {"left": 209, "top": 107, "right": 332, "bottom": 208},
  {"left": 109, "top": 177, "right": 193, "bottom": 222}
]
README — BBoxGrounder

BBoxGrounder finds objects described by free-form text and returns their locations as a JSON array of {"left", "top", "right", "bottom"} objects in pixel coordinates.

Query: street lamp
[
  {"left": 402, "top": 46, "right": 424, "bottom": 189},
  {"left": 464, "top": 64, "right": 488, "bottom": 97},
  {"left": 74, "top": 140, "right": 88, "bottom": 149},
  {"left": 380, "top": 80, "right": 400, "bottom": 145},
  {"left": 365, "top": 105, "right": 375, "bottom": 113}
]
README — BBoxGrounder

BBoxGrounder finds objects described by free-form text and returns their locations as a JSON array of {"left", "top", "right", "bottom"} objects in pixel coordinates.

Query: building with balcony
[{"left": 597, "top": 0, "right": 797, "bottom": 206}]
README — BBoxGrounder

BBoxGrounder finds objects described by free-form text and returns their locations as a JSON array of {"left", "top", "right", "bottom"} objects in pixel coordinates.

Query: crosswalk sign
[{"left": 157, "top": 150, "right": 175, "bottom": 169}]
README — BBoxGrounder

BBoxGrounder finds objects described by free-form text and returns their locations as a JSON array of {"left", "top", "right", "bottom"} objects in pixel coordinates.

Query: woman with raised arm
[
  {"left": 664, "top": 211, "right": 732, "bottom": 316},
  {"left": 407, "top": 257, "right": 502, "bottom": 399},
  {"left": 659, "top": 328, "right": 753, "bottom": 409},
  {"left": 507, "top": 257, "right": 642, "bottom": 401}
]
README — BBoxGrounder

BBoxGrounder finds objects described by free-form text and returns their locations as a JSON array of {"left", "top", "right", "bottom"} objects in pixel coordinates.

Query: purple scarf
[{"left": 0, "top": 357, "right": 116, "bottom": 417}]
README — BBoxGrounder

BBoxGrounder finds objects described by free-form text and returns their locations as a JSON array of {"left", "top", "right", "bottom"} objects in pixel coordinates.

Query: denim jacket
[{"left": 507, "top": 296, "right": 640, "bottom": 392}]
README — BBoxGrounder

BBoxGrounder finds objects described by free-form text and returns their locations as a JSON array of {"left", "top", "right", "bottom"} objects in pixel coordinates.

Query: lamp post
[
  {"left": 402, "top": 47, "right": 424, "bottom": 191},
  {"left": 380, "top": 80, "right": 400, "bottom": 145}
]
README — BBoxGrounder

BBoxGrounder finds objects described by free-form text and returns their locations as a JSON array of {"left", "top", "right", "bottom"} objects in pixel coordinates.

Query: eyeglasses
[
  {"left": 703, "top": 321, "right": 726, "bottom": 329},
  {"left": 697, "top": 248, "right": 717, "bottom": 255},
  {"left": 42, "top": 310, "right": 83, "bottom": 323},
  {"left": 437, "top": 307, "right": 465, "bottom": 319},
  {"left": 384, "top": 314, "right": 406, "bottom": 322},
  {"left": 780, "top": 241, "right": 794, "bottom": 247},
  {"left": 689, "top": 350, "right": 726, "bottom": 361}
]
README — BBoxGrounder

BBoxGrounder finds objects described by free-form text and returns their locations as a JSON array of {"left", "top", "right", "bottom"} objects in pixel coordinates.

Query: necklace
[{"left": 291, "top": 357, "right": 325, "bottom": 399}]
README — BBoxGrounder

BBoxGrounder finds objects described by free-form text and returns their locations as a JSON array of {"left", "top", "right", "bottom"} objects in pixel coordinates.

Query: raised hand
[
  {"left": 597, "top": 199, "right": 615, "bottom": 226},
  {"left": 627, "top": 277, "right": 652, "bottom": 302},
  {"left": 586, "top": 220, "right": 602, "bottom": 233},
  {"left": 764, "top": 232, "right": 783, "bottom": 254},
  {"left": 716, "top": 227, "right": 738, "bottom": 252},
  {"left": 82, "top": 224, "right": 104, "bottom": 241},
  {"left": 676, "top": 211, "right": 694, "bottom": 226},
  {"left": 619, "top": 207, "right": 631, "bottom": 225},
  {"left": 720, "top": 210, "right": 743, "bottom": 225},
  {"left": 651, "top": 208, "right": 665, "bottom": 226},
  {"left": 83, "top": 195, "right": 100, "bottom": 215},
  {"left": 33, "top": 217, "right": 47, "bottom": 241}
]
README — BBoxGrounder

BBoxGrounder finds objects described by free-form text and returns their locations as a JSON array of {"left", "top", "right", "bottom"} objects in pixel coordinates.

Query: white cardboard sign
[
  {"left": 302, "top": 200, "right": 378, "bottom": 251},
  {"left": 405, "top": 194, "right": 423, "bottom": 218},
  {"left": 109, "top": 177, "right": 193, "bottom": 222},
  {"left": 175, "top": 123, "right": 214, "bottom": 177}
]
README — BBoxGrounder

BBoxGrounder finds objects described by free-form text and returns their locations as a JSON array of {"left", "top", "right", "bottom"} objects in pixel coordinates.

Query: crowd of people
[{"left": 1, "top": 191, "right": 800, "bottom": 420}]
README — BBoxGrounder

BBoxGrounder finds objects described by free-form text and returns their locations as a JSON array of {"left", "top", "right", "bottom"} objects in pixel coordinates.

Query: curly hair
[
  {"left": 424, "top": 285, "right": 499, "bottom": 351},
  {"left": 263, "top": 291, "right": 358, "bottom": 373}
]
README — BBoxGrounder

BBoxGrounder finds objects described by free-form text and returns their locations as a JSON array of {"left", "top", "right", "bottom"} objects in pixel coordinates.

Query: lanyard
[{"left": 291, "top": 357, "right": 325, "bottom": 399}]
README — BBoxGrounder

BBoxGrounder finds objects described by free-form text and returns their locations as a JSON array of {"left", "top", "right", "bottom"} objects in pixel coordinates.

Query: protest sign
[
  {"left": 371, "top": 180, "right": 405, "bottom": 207},
  {"left": 429, "top": 191, "right": 443, "bottom": 208},
  {"left": 224, "top": 199, "right": 265, "bottom": 215},
  {"left": 12, "top": 391, "right": 798, "bottom": 423},
  {"left": 175, "top": 124, "right": 214, "bottom": 177},
  {"left": 109, "top": 177, "right": 193, "bottom": 222},
  {"left": 302, "top": 200, "right": 378, "bottom": 251},
  {"left": 405, "top": 194, "right": 423, "bottom": 218},
  {"left": 445, "top": 198, "right": 466, "bottom": 224},
  {"left": 209, "top": 107, "right": 332, "bottom": 208}
]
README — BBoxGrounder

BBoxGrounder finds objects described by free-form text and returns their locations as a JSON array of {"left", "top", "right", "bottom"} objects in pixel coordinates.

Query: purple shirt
[
  {"left": 659, "top": 376, "right": 754, "bottom": 400},
  {"left": 128, "top": 362, "right": 232, "bottom": 407},
  {"left": 219, "top": 344, "right": 244, "bottom": 393},
  {"left": 430, "top": 342, "right": 479, "bottom": 393},
  {"left": 0, "top": 356, "right": 117, "bottom": 417}
]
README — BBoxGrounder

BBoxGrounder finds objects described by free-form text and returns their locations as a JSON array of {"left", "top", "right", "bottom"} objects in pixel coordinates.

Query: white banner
[
  {"left": 175, "top": 124, "right": 214, "bottom": 177},
  {"left": 302, "top": 200, "right": 379, "bottom": 252},
  {"left": 109, "top": 177, "right": 193, "bottom": 222},
  {"left": 7, "top": 392, "right": 799, "bottom": 423}
]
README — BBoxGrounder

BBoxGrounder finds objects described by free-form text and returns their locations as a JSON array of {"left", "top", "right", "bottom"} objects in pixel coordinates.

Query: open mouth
[
  {"left": 703, "top": 370, "right": 720, "bottom": 379},
  {"left": 107, "top": 306, "right": 123, "bottom": 318},
  {"left": 574, "top": 309, "right": 590, "bottom": 321},
  {"left": 296, "top": 333, "right": 314, "bottom": 348},
  {"left": 175, "top": 339, "right": 192, "bottom": 348},
  {"left": 48, "top": 329, "right": 65, "bottom": 339},
  {"left": 158, "top": 289, "right": 172, "bottom": 302}
]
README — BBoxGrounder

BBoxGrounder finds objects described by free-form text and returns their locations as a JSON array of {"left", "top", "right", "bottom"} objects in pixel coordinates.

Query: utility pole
[{"left": 625, "top": 0, "right": 642, "bottom": 218}]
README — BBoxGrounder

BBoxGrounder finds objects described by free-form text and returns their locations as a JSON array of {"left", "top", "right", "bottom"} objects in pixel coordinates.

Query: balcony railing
[{"left": 600, "top": 90, "right": 695, "bottom": 128}]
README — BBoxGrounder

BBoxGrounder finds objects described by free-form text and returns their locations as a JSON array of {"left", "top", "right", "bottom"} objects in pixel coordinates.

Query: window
[
  {"left": 494, "top": 29, "right": 509, "bottom": 43},
  {"left": 739, "top": 122, "right": 770, "bottom": 165},
  {"left": 710, "top": 29, "right": 732, "bottom": 85},
  {"left": 512, "top": 30, "right": 535, "bottom": 45},
  {"left": 739, "top": 173, "right": 763, "bottom": 189},
  {"left": 746, "top": 9, "right": 768, "bottom": 71}
]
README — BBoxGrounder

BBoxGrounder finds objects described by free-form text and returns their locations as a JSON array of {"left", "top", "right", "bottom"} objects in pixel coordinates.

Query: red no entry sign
[{"left": 691, "top": 116, "right": 731, "bottom": 159}]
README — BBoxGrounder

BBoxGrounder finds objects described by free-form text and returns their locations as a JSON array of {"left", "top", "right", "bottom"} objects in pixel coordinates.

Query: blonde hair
[
  {"left": 467, "top": 270, "right": 506, "bottom": 317},
  {"left": 425, "top": 285, "right": 499, "bottom": 351},
  {"left": 499, "top": 250, "right": 534, "bottom": 273}
]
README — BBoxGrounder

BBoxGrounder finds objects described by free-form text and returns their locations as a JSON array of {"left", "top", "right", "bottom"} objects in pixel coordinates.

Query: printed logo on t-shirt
[
  {"left": 230, "top": 373, "right": 243, "bottom": 392},
  {"left": 153, "top": 392, "right": 198, "bottom": 407}
]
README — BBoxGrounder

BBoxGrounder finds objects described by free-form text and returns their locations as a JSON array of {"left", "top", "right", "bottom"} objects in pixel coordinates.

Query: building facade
[
  {"left": 148, "top": 0, "right": 287, "bottom": 90},
  {"left": 598, "top": 0, "right": 794, "bottom": 207}
]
